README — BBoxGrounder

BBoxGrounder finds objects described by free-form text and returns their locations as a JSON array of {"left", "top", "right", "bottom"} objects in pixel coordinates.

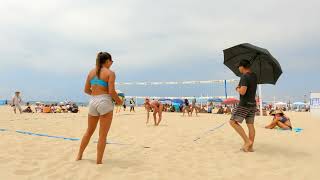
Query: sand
[{"left": 0, "top": 105, "right": 319, "bottom": 180}]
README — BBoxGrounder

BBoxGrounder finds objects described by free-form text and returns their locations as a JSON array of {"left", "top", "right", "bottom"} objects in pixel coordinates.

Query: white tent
[{"left": 275, "top": 102, "right": 287, "bottom": 106}]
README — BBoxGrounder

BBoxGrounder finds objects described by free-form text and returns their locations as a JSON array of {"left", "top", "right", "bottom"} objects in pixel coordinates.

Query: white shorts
[
  {"left": 13, "top": 104, "right": 22, "bottom": 111},
  {"left": 88, "top": 94, "right": 114, "bottom": 116}
]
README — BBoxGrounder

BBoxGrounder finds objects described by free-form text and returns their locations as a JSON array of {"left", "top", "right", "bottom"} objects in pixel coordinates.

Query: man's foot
[
  {"left": 76, "top": 154, "right": 82, "bottom": 161},
  {"left": 248, "top": 144, "right": 254, "bottom": 152},
  {"left": 241, "top": 141, "right": 253, "bottom": 152}
]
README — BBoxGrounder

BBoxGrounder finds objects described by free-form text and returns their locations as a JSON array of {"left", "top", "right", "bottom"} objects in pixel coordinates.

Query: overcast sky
[{"left": 0, "top": 0, "right": 319, "bottom": 102}]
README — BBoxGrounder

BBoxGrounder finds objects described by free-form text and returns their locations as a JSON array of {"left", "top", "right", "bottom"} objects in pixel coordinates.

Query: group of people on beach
[
  {"left": 73, "top": 52, "right": 295, "bottom": 163},
  {"left": 10, "top": 92, "right": 79, "bottom": 114},
  {"left": 7, "top": 51, "right": 293, "bottom": 164},
  {"left": 115, "top": 98, "right": 136, "bottom": 113}
]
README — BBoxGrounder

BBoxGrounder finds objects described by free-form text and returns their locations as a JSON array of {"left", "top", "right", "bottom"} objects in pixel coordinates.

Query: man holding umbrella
[
  {"left": 224, "top": 43, "right": 282, "bottom": 152},
  {"left": 229, "top": 59, "right": 257, "bottom": 152}
]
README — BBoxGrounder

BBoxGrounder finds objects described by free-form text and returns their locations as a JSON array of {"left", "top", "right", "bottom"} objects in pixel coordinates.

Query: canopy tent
[
  {"left": 222, "top": 98, "right": 240, "bottom": 105},
  {"left": 208, "top": 98, "right": 223, "bottom": 103},
  {"left": 159, "top": 99, "right": 172, "bottom": 105},
  {"left": 293, "top": 102, "right": 305, "bottom": 106},
  {"left": 0, "top": 100, "right": 7, "bottom": 105},
  {"left": 275, "top": 102, "right": 287, "bottom": 106}
]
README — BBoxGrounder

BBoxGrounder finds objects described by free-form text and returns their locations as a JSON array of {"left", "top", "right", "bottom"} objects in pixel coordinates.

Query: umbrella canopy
[
  {"left": 223, "top": 43, "right": 282, "bottom": 85},
  {"left": 222, "top": 98, "right": 240, "bottom": 105},
  {"left": 208, "top": 98, "right": 223, "bottom": 103},
  {"left": 172, "top": 99, "right": 184, "bottom": 104},
  {"left": 116, "top": 90, "right": 125, "bottom": 98},
  {"left": 159, "top": 99, "right": 172, "bottom": 105}
]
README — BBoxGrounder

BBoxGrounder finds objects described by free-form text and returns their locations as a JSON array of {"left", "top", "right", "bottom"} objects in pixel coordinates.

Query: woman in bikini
[
  {"left": 76, "top": 52, "right": 122, "bottom": 164},
  {"left": 145, "top": 98, "right": 164, "bottom": 126},
  {"left": 265, "top": 110, "right": 292, "bottom": 130}
]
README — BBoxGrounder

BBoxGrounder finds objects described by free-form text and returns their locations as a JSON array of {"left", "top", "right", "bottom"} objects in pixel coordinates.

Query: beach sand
[{"left": 0, "top": 106, "right": 319, "bottom": 180}]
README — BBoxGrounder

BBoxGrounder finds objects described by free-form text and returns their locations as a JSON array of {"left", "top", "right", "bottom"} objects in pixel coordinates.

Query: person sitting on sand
[
  {"left": 217, "top": 106, "right": 224, "bottom": 114},
  {"left": 42, "top": 105, "right": 51, "bottom": 113},
  {"left": 199, "top": 105, "right": 207, "bottom": 113},
  {"left": 224, "top": 106, "right": 232, "bottom": 115},
  {"left": 35, "top": 103, "right": 42, "bottom": 113},
  {"left": 22, "top": 102, "right": 33, "bottom": 113},
  {"left": 145, "top": 98, "right": 163, "bottom": 126},
  {"left": 265, "top": 110, "right": 292, "bottom": 130}
]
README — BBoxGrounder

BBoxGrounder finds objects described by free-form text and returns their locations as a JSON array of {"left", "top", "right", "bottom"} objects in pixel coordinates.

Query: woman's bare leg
[
  {"left": 153, "top": 112, "right": 157, "bottom": 125},
  {"left": 156, "top": 105, "right": 163, "bottom": 125},
  {"left": 76, "top": 115, "right": 99, "bottom": 161},
  {"left": 265, "top": 118, "right": 278, "bottom": 129},
  {"left": 276, "top": 121, "right": 291, "bottom": 130},
  {"left": 96, "top": 112, "right": 113, "bottom": 164}
]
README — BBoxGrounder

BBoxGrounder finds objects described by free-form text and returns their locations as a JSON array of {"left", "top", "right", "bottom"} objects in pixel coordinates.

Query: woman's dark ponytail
[{"left": 96, "top": 52, "right": 112, "bottom": 78}]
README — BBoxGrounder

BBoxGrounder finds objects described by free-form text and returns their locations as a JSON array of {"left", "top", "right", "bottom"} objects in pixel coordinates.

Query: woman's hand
[{"left": 115, "top": 99, "right": 123, "bottom": 106}]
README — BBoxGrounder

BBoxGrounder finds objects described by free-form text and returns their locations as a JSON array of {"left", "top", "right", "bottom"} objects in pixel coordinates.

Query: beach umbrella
[
  {"left": 208, "top": 98, "right": 223, "bottom": 103},
  {"left": 159, "top": 98, "right": 172, "bottom": 105},
  {"left": 222, "top": 98, "right": 240, "bottom": 105},
  {"left": 172, "top": 99, "right": 184, "bottom": 104},
  {"left": 116, "top": 90, "right": 125, "bottom": 98},
  {"left": 223, "top": 43, "right": 282, "bottom": 85}
]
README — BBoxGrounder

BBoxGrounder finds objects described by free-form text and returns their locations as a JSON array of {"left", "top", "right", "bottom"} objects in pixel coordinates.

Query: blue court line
[
  {"left": 275, "top": 127, "right": 303, "bottom": 133},
  {"left": 3, "top": 128, "right": 136, "bottom": 146},
  {"left": 15, "top": 130, "right": 80, "bottom": 141}
]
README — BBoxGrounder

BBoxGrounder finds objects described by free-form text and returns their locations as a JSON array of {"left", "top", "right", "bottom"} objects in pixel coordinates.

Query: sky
[{"left": 0, "top": 0, "right": 319, "bottom": 103}]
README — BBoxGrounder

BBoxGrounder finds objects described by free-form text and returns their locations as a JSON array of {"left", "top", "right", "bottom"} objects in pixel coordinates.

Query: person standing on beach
[
  {"left": 12, "top": 91, "right": 22, "bottom": 114},
  {"left": 123, "top": 98, "right": 127, "bottom": 111},
  {"left": 191, "top": 97, "right": 198, "bottom": 116},
  {"left": 76, "top": 52, "right": 123, "bottom": 164},
  {"left": 182, "top": 99, "right": 191, "bottom": 116},
  {"left": 129, "top": 98, "right": 135, "bottom": 112},
  {"left": 145, "top": 98, "right": 163, "bottom": 126},
  {"left": 229, "top": 59, "right": 257, "bottom": 152}
]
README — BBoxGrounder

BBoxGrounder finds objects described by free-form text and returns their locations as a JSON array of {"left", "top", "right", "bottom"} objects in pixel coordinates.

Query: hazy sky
[{"left": 0, "top": 0, "right": 319, "bottom": 102}]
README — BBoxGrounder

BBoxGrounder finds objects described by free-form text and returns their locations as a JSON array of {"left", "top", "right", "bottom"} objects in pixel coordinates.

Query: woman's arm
[
  {"left": 108, "top": 72, "right": 122, "bottom": 105},
  {"left": 84, "top": 74, "right": 92, "bottom": 95}
]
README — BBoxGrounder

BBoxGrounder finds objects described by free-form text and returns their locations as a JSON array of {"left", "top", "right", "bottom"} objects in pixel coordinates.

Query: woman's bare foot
[
  {"left": 96, "top": 161, "right": 103, "bottom": 164},
  {"left": 76, "top": 154, "right": 82, "bottom": 161}
]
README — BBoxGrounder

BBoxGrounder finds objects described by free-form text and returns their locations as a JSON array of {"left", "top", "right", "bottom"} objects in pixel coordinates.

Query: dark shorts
[{"left": 230, "top": 105, "right": 256, "bottom": 124}]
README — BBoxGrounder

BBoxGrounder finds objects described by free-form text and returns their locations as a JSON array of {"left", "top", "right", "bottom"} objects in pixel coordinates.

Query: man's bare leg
[
  {"left": 246, "top": 123, "right": 255, "bottom": 152},
  {"left": 229, "top": 120, "right": 252, "bottom": 152}
]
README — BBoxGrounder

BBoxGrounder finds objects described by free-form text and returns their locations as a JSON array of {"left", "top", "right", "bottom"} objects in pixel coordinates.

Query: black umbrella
[{"left": 223, "top": 43, "right": 282, "bottom": 85}]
